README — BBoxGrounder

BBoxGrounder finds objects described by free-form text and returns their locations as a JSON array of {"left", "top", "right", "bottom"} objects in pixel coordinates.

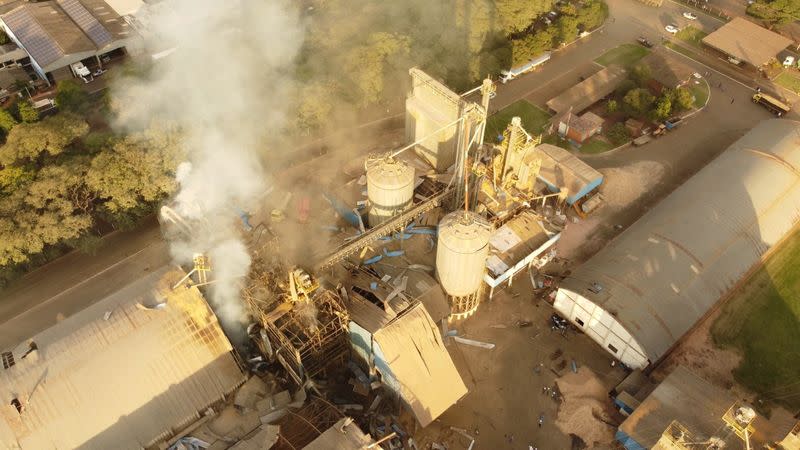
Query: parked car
[
  {"left": 637, "top": 36, "right": 653, "bottom": 48},
  {"left": 784, "top": 56, "right": 796, "bottom": 67},
  {"left": 665, "top": 24, "right": 680, "bottom": 34},
  {"left": 727, "top": 56, "right": 741, "bottom": 65},
  {"left": 683, "top": 11, "right": 698, "bottom": 20}
]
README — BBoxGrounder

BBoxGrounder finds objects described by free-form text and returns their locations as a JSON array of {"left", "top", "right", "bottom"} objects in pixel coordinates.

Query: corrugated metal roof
[
  {"left": 560, "top": 119, "right": 800, "bottom": 361},
  {"left": 304, "top": 418, "right": 375, "bottom": 449},
  {"left": 373, "top": 303, "right": 467, "bottom": 427},
  {"left": 56, "top": 0, "right": 112, "bottom": 47},
  {"left": 535, "top": 143, "right": 604, "bottom": 199},
  {"left": 619, "top": 366, "right": 744, "bottom": 448},
  {"left": 1, "top": 0, "right": 128, "bottom": 69},
  {"left": 0, "top": 267, "right": 246, "bottom": 450},
  {"left": 702, "top": 17, "right": 792, "bottom": 67},
  {"left": 546, "top": 65, "right": 626, "bottom": 114}
]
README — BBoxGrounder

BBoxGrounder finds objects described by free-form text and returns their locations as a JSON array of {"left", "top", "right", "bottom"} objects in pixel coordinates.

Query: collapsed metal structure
[
  {"left": 272, "top": 397, "right": 345, "bottom": 450},
  {"left": 245, "top": 262, "right": 350, "bottom": 386}
]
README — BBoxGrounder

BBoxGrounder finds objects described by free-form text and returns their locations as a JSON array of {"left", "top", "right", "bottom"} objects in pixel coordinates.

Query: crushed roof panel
[
  {"left": 373, "top": 303, "right": 467, "bottom": 426},
  {"left": 305, "top": 418, "right": 375, "bottom": 449},
  {"left": 0, "top": 267, "right": 246, "bottom": 450}
]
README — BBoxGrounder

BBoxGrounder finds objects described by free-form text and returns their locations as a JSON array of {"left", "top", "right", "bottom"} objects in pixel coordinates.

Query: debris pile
[
  {"left": 555, "top": 367, "right": 616, "bottom": 447},
  {"left": 598, "top": 161, "right": 665, "bottom": 211}
]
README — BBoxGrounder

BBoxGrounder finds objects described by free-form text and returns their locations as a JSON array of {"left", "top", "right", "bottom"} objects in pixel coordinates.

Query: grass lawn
[
  {"left": 711, "top": 227, "right": 800, "bottom": 411},
  {"left": 578, "top": 136, "right": 615, "bottom": 154},
  {"left": 594, "top": 44, "right": 650, "bottom": 68},
  {"left": 664, "top": 42, "right": 697, "bottom": 60},
  {"left": 675, "top": 26, "right": 707, "bottom": 48},
  {"left": 485, "top": 100, "right": 552, "bottom": 141},
  {"left": 688, "top": 81, "right": 710, "bottom": 108},
  {"left": 775, "top": 71, "right": 800, "bottom": 94}
]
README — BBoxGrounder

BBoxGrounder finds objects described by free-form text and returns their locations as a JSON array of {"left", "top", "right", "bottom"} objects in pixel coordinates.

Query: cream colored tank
[
  {"left": 366, "top": 156, "right": 415, "bottom": 227},
  {"left": 436, "top": 211, "right": 492, "bottom": 297}
]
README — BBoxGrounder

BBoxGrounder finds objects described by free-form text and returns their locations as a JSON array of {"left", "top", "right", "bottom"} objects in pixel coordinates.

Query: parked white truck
[{"left": 500, "top": 52, "right": 552, "bottom": 84}]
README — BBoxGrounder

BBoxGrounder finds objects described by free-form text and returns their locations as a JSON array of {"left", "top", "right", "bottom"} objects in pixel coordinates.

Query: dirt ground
[
  {"left": 653, "top": 307, "right": 743, "bottom": 391},
  {"left": 412, "top": 281, "right": 628, "bottom": 450},
  {"left": 556, "top": 160, "right": 666, "bottom": 264}
]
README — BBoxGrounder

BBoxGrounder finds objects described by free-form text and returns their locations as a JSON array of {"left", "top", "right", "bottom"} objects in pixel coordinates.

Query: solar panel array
[
  {"left": 2, "top": 6, "right": 63, "bottom": 67},
  {"left": 56, "top": 0, "right": 111, "bottom": 47}
]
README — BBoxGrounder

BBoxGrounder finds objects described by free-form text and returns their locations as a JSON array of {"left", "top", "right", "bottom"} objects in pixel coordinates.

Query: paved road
[{"left": 0, "top": 0, "right": 776, "bottom": 348}]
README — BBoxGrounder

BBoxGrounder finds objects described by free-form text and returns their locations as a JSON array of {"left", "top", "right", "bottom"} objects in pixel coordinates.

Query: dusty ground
[
  {"left": 412, "top": 281, "right": 628, "bottom": 450},
  {"left": 555, "top": 367, "right": 619, "bottom": 448},
  {"left": 653, "top": 307, "right": 742, "bottom": 391}
]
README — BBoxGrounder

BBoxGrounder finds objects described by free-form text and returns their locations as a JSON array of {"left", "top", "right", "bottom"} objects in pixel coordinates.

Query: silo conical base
[{"left": 448, "top": 289, "right": 482, "bottom": 321}]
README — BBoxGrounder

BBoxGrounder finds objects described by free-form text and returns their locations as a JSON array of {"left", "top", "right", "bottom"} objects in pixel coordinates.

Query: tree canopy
[
  {"left": 0, "top": 113, "right": 89, "bottom": 166},
  {"left": 86, "top": 125, "right": 183, "bottom": 213}
]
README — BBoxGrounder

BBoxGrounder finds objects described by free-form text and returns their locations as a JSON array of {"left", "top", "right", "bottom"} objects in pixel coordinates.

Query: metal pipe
[
  {"left": 366, "top": 432, "right": 398, "bottom": 448},
  {"left": 389, "top": 116, "right": 464, "bottom": 158}
]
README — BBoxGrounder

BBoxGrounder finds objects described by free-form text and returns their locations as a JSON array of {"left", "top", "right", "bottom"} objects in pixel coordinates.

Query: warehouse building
[
  {"left": 0, "top": 267, "right": 246, "bottom": 449},
  {"left": 702, "top": 17, "right": 791, "bottom": 67},
  {"left": 554, "top": 119, "right": 800, "bottom": 369},
  {"left": 616, "top": 366, "right": 777, "bottom": 449},
  {"left": 545, "top": 65, "right": 626, "bottom": 115},
  {"left": 0, "top": 0, "right": 141, "bottom": 84}
]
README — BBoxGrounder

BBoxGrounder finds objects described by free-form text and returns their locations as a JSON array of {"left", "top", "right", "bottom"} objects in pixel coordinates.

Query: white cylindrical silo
[
  {"left": 366, "top": 156, "right": 415, "bottom": 227},
  {"left": 436, "top": 211, "right": 492, "bottom": 297}
]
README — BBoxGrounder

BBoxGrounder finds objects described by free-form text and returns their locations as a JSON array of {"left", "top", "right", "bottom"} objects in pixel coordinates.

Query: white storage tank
[
  {"left": 366, "top": 155, "right": 415, "bottom": 227},
  {"left": 436, "top": 211, "right": 492, "bottom": 297}
]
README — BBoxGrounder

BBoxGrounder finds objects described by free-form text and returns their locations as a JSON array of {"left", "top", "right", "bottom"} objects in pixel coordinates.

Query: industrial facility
[
  {"left": 554, "top": 119, "right": 800, "bottom": 369},
  {"left": 0, "top": 267, "right": 247, "bottom": 449},
  {"left": 142, "top": 66, "right": 609, "bottom": 448}
]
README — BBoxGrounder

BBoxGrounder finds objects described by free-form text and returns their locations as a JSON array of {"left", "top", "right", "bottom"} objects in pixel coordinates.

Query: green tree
[
  {"left": 615, "top": 79, "right": 637, "bottom": 97},
  {"left": 0, "top": 108, "right": 17, "bottom": 134},
  {"left": 623, "top": 88, "right": 655, "bottom": 115},
  {"left": 494, "top": 0, "right": 554, "bottom": 34},
  {"left": 0, "top": 158, "right": 93, "bottom": 266},
  {"left": 747, "top": 0, "right": 800, "bottom": 25},
  {"left": 577, "top": 0, "right": 607, "bottom": 31},
  {"left": 673, "top": 87, "right": 695, "bottom": 110},
  {"left": 511, "top": 29, "right": 554, "bottom": 65},
  {"left": 605, "top": 122, "right": 630, "bottom": 145},
  {"left": 0, "top": 113, "right": 89, "bottom": 166},
  {"left": 0, "top": 165, "right": 34, "bottom": 196},
  {"left": 631, "top": 63, "right": 652, "bottom": 86},
  {"left": 651, "top": 95, "right": 672, "bottom": 120},
  {"left": 607, "top": 99, "right": 618, "bottom": 113},
  {"left": 55, "top": 80, "right": 90, "bottom": 113},
  {"left": 17, "top": 100, "right": 39, "bottom": 123},
  {"left": 295, "top": 82, "right": 336, "bottom": 135},
  {"left": 0, "top": 30, "right": 9, "bottom": 45},
  {"left": 86, "top": 125, "right": 184, "bottom": 213},
  {"left": 345, "top": 32, "right": 410, "bottom": 106},
  {"left": 555, "top": 15, "right": 579, "bottom": 44}
]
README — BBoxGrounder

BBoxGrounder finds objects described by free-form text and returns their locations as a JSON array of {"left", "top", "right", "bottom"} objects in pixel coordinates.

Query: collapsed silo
[
  {"left": 436, "top": 211, "right": 492, "bottom": 319},
  {"left": 366, "top": 155, "right": 415, "bottom": 227}
]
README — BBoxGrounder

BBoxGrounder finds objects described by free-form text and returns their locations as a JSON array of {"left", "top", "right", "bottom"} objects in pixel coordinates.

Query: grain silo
[
  {"left": 366, "top": 155, "right": 415, "bottom": 227},
  {"left": 436, "top": 210, "right": 492, "bottom": 318}
]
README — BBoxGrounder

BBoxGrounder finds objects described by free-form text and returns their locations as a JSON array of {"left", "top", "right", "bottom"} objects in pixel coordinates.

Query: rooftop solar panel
[
  {"left": 2, "top": 6, "right": 63, "bottom": 67},
  {"left": 56, "top": 0, "right": 112, "bottom": 47}
]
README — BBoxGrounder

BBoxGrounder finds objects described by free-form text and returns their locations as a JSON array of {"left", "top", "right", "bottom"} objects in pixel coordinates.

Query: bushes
[
  {"left": 605, "top": 122, "right": 630, "bottom": 145},
  {"left": 511, "top": 29, "right": 554, "bottom": 66}
]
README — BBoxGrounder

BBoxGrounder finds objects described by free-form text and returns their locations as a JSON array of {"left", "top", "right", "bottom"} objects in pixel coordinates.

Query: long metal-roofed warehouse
[
  {"left": 554, "top": 119, "right": 800, "bottom": 369},
  {"left": 0, "top": 267, "right": 246, "bottom": 449}
]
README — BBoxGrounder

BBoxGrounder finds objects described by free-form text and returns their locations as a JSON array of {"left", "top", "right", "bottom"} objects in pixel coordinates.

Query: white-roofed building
[{"left": 554, "top": 119, "right": 800, "bottom": 369}]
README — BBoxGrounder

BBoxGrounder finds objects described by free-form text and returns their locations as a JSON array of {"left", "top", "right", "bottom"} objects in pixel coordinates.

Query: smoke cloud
[{"left": 112, "top": 0, "right": 304, "bottom": 334}]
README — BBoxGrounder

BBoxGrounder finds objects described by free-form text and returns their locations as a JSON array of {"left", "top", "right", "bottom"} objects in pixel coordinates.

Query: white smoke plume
[{"left": 113, "top": 0, "right": 304, "bottom": 335}]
